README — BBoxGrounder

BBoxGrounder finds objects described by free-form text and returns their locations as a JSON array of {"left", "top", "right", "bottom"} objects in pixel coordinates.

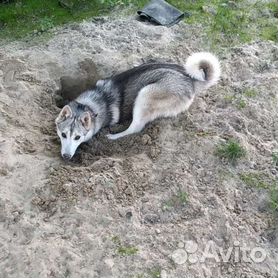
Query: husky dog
[{"left": 56, "top": 52, "right": 221, "bottom": 160}]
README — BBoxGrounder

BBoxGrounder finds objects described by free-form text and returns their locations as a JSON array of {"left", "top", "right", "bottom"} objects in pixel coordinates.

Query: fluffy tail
[{"left": 185, "top": 52, "right": 221, "bottom": 88}]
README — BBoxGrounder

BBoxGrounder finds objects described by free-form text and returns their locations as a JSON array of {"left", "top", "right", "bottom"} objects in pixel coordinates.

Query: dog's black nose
[{"left": 62, "top": 154, "right": 72, "bottom": 160}]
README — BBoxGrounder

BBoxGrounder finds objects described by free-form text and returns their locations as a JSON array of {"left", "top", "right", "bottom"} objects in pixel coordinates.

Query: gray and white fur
[{"left": 56, "top": 52, "right": 221, "bottom": 160}]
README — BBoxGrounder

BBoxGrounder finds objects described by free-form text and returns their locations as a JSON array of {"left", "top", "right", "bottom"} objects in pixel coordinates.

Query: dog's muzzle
[{"left": 62, "top": 153, "right": 72, "bottom": 160}]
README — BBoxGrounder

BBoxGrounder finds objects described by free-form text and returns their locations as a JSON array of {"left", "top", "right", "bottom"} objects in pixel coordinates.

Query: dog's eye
[
  {"left": 61, "top": 132, "right": 67, "bottom": 138},
  {"left": 74, "top": 135, "right": 81, "bottom": 140}
]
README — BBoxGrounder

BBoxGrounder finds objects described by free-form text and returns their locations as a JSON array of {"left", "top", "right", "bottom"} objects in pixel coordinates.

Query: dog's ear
[
  {"left": 80, "top": 111, "right": 92, "bottom": 130},
  {"left": 55, "top": 105, "right": 72, "bottom": 124}
]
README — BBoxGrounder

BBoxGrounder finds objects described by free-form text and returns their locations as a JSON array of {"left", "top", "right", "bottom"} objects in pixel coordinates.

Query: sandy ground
[{"left": 0, "top": 16, "right": 278, "bottom": 278}]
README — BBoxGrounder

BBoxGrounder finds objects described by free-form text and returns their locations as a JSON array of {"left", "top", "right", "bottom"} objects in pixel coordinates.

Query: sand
[{"left": 0, "top": 16, "right": 278, "bottom": 278}]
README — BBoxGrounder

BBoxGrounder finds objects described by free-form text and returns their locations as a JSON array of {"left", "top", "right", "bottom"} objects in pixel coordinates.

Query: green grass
[
  {"left": 209, "top": 2, "right": 251, "bottom": 44},
  {"left": 258, "top": 1, "right": 278, "bottom": 41},
  {"left": 0, "top": 0, "right": 277, "bottom": 44},
  {"left": 111, "top": 235, "right": 121, "bottom": 245},
  {"left": 270, "top": 187, "right": 278, "bottom": 211},
  {"left": 162, "top": 190, "right": 188, "bottom": 211},
  {"left": 174, "top": 0, "right": 278, "bottom": 46},
  {"left": 223, "top": 93, "right": 246, "bottom": 109},
  {"left": 111, "top": 235, "right": 139, "bottom": 256},
  {"left": 0, "top": 0, "right": 130, "bottom": 39},
  {"left": 240, "top": 171, "right": 278, "bottom": 212},
  {"left": 132, "top": 267, "right": 162, "bottom": 278},
  {"left": 117, "top": 245, "right": 139, "bottom": 256},
  {"left": 240, "top": 172, "right": 272, "bottom": 189},
  {"left": 215, "top": 139, "right": 246, "bottom": 163},
  {"left": 243, "top": 88, "right": 258, "bottom": 98},
  {"left": 236, "top": 99, "right": 246, "bottom": 109},
  {"left": 267, "top": 0, "right": 278, "bottom": 15},
  {"left": 223, "top": 94, "right": 236, "bottom": 102},
  {"left": 272, "top": 152, "right": 278, "bottom": 167},
  {"left": 148, "top": 267, "right": 161, "bottom": 278},
  {"left": 223, "top": 88, "right": 258, "bottom": 109}
]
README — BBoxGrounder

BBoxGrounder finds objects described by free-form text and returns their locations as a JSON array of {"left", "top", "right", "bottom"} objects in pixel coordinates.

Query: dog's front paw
[{"left": 106, "top": 133, "right": 119, "bottom": 140}]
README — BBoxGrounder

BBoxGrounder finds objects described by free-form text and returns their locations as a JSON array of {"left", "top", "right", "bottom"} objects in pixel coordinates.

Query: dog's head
[{"left": 55, "top": 104, "right": 95, "bottom": 160}]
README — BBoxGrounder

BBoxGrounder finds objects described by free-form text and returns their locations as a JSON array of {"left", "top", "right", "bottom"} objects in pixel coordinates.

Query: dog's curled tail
[{"left": 185, "top": 52, "right": 221, "bottom": 88}]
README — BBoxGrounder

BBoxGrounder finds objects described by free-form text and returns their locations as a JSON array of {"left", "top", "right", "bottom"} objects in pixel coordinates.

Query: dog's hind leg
[
  {"left": 106, "top": 84, "right": 193, "bottom": 140},
  {"left": 106, "top": 91, "right": 148, "bottom": 140}
]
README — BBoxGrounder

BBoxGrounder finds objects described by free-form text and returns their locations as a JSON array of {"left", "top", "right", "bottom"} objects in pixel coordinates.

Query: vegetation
[
  {"left": 223, "top": 87, "right": 259, "bottom": 109},
  {"left": 236, "top": 99, "right": 246, "bottom": 109},
  {"left": 111, "top": 235, "right": 139, "bottom": 256},
  {"left": 240, "top": 172, "right": 272, "bottom": 189},
  {"left": 117, "top": 245, "right": 139, "bottom": 256},
  {"left": 133, "top": 267, "right": 162, "bottom": 278},
  {"left": 0, "top": 0, "right": 277, "bottom": 44},
  {"left": 215, "top": 139, "right": 246, "bottom": 163},
  {"left": 0, "top": 0, "right": 136, "bottom": 39},
  {"left": 240, "top": 171, "right": 278, "bottom": 212},
  {"left": 148, "top": 267, "right": 161, "bottom": 278},
  {"left": 272, "top": 152, "right": 278, "bottom": 167},
  {"left": 162, "top": 190, "right": 188, "bottom": 211},
  {"left": 269, "top": 187, "right": 278, "bottom": 211},
  {"left": 243, "top": 88, "right": 257, "bottom": 98}
]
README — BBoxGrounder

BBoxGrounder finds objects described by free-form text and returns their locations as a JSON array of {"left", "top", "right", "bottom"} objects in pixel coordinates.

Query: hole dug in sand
[{"left": 54, "top": 59, "right": 101, "bottom": 108}]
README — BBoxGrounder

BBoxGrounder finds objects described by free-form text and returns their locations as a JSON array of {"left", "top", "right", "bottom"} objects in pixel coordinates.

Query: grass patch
[
  {"left": 0, "top": 0, "right": 278, "bottom": 44},
  {"left": 258, "top": 1, "right": 278, "bottom": 41},
  {"left": 0, "top": 0, "right": 135, "bottom": 39},
  {"left": 243, "top": 88, "right": 258, "bottom": 98},
  {"left": 270, "top": 187, "right": 278, "bottom": 211},
  {"left": 239, "top": 172, "right": 278, "bottom": 212},
  {"left": 111, "top": 235, "right": 139, "bottom": 256},
  {"left": 38, "top": 16, "right": 55, "bottom": 32},
  {"left": 111, "top": 235, "right": 121, "bottom": 245},
  {"left": 117, "top": 245, "right": 139, "bottom": 256},
  {"left": 272, "top": 152, "right": 278, "bottom": 167},
  {"left": 267, "top": 0, "right": 278, "bottom": 15},
  {"left": 148, "top": 267, "right": 161, "bottom": 278},
  {"left": 223, "top": 88, "right": 258, "bottom": 109},
  {"left": 215, "top": 139, "right": 246, "bottom": 163},
  {"left": 162, "top": 190, "right": 188, "bottom": 211},
  {"left": 209, "top": 2, "right": 251, "bottom": 45},
  {"left": 173, "top": 0, "right": 278, "bottom": 46},
  {"left": 223, "top": 94, "right": 236, "bottom": 102},
  {"left": 236, "top": 99, "right": 246, "bottom": 109},
  {"left": 133, "top": 267, "right": 162, "bottom": 278},
  {"left": 223, "top": 93, "right": 246, "bottom": 109},
  {"left": 240, "top": 171, "right": 278, "bottom": 212},
  {"left": 240, "top": 172, "right": 271, "bottom": 189},
  {"left": 261, "top": 25, "right": 278, "bottom": 41}
]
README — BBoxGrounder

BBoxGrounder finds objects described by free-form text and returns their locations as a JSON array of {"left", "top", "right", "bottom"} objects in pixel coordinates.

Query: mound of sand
[{"left": 0, "top": 17, "right": 278, "bottom": 278}]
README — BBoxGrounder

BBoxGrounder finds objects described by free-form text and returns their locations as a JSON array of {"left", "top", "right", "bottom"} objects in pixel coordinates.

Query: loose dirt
[{"left": 0, "top": 16, "right": 278, "bottom": 278}]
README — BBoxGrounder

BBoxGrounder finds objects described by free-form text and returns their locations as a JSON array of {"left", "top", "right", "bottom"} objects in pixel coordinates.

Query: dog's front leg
[{"left": 106, "top": 120, "right": 145, "bottom": 140}]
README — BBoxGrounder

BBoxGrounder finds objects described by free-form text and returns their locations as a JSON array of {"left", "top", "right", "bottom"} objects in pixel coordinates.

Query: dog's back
[
  {"left": 111, "top": 63, "right": 194, "bottom": 121},
  {"left": 105, "top": 52, "right": 221, "bottom": 140}
]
